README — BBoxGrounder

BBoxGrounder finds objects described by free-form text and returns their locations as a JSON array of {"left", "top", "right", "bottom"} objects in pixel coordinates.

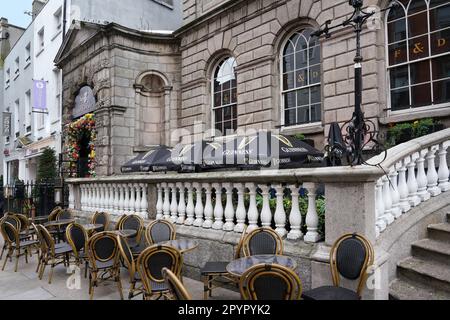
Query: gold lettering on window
[
  {"left": 395, "top": 49, "right": 402, "bottom": 58},
  {"left": 438, "top": 38, "right": 446, "bottom": 47},
  {"left": 413, "top": 42, "right": 424, "bottom": 54},
  {"left": 297, "top": 74, "right": 305, "bottom": 84}
]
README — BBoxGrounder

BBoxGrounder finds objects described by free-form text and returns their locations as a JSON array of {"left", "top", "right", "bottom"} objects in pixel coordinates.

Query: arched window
[
  {"left": 212, "top": 57, "right": 237, "bottom": 135},
  {"left": 387, "top": 0, "right": 450, "bottom": 111},
  {"left": 281, "top": 28, "right": 321, "bottom": 126}
]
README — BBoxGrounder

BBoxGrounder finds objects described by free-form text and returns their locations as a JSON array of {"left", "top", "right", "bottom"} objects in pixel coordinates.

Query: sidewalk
[{"left": 0, "top": 238, "right": 240, "bottom": 300}]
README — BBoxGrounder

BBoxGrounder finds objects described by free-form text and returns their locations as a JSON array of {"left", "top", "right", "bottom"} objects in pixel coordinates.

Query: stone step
[
  {"left": 390, "top": 279, "right": 450, "bottom": 300},
  {"left": 397, "top": 257, "right": 450, "bottom": 293},
  {"left": 412, "top": 239, "right": 450, "bottom": 266},
  {"left": 428, "top": 223, "right": 450, "bottom": 242}
]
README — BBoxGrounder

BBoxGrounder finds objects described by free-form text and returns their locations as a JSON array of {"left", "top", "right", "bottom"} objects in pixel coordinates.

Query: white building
[{"left": 2, "top": 0, "right": 66, "bottom": 184}]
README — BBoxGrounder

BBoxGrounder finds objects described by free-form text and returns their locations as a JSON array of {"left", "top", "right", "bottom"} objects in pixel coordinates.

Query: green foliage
[
  {"left": 37, "top": 148, "right": 57, "bottom": 182},
  {"left": 294, "top": 133, "right": 306, "bottom": 140},
  {"left": 386, "top": 118, "right": 443, "bottom": 148}
]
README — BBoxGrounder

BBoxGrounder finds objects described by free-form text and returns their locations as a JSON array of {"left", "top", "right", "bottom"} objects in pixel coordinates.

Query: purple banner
[{"left": 33, "top": 80, "right": 47, "bottom": 110}]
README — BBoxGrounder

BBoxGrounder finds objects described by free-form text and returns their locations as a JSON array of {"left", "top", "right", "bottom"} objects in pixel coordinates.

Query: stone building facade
[
  {"left": 55, "top": 22, "right": 181, "bottom": 176},
  {"left": 58, "top": 0, "right": 450, "bottom": 176}
]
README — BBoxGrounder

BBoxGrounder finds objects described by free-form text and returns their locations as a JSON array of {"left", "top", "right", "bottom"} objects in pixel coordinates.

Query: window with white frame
[
  {"left": 37, "top": 27, "right": 45, "bottom": 52},
  {"left": 14, "top": 57, "right": 19, "bottom": 77},
  {"left": 25, "top": 43, "right": 31, "bottom": 65},
  {"left": 386, "top": 0, "right": 450, "bottom": 111},
  {"left": 5, "top": 68, "right": 10, "bottom": 87},
  {"left": 281, "top": 28, "right": 321, "bottom": 126},
  {"left": 14, "top": 100, "right": 20, "bottom": 138},
  {"left": 54, "top": 7, "right": 62, "bottom": 32},
  {"left": 212, "top": 56, "right": 238, "bottom": 135},
  {"left": 25, "top": 90, "right": 31, "bottom": 133},
  {"left": 53, "top": 69, "right": 61, "bottom": 122}
]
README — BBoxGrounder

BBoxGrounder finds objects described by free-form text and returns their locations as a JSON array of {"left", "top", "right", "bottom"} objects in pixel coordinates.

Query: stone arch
[{"left": 134, "top": 70, "right": 173, "bottom": 148}]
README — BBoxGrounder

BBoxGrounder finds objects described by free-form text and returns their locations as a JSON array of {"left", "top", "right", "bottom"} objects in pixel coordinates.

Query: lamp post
[{"left": 314, "top": 0, "right": 396, "bottom": 165}]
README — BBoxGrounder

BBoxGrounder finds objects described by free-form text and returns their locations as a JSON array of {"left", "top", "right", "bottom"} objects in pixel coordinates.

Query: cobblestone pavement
[{"left": 0, "top": 238, "right": 240, "bottom": 300}]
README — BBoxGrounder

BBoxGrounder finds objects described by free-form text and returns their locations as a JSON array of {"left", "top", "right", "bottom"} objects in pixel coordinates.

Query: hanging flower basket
[{"left": 67, "top": 113, "right": 97, "bottom": 177}]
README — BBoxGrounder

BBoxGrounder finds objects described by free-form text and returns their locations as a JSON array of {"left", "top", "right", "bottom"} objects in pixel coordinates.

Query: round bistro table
[
  {"left": 109, "top": 229, "right": 138, "bottom": 238},
  {"left": 226, "top": 255, "right": 297, "bottom": 277}
]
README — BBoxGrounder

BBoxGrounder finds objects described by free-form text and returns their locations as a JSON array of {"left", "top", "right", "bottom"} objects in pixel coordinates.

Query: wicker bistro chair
[
  {"left": 48, "top": 207, "right": 63, "bottom": 221},
  {"left": 0, "top": 215, "right": 22, "bottom": 260},
  {"left": 200, "top": 226, "right": 248, "bottom": 300},
  {"left": 302, "top": 233, "right": 375, "bottom": 300},
  {"left": 87, "top": 232, "right": 124, "bottom": 300},
  {"left": 136, "top": 245, "right": 182, "bottom": 300},
  {"left": 0, "top": 222, "right": 39, "bottom": 272},
  {"left": 36, "top": 225, "right": 73, "bottom": 284},
  {"left": 162, "top": 267, "right": 192, "bottom": 300},
  {"left": 145, "top": 219, "right": 176, "bottom": 245},
  {"left": 91, "top": 212, "right": 110, "bottom": 232},
  {"left": 118, "top": 214, "right": 145, "bottom": 248},
  {"left": 117, "top": 234, "right": 144, "bottom": 299},
  {"left": 242, "top": 227, "right": 284, "bottom": 257},
  {"left": 66, "top": 223, "right": 89, "bottom": 278},
  {"left": 239, "top": 263, "right": 302, "bottom": 300}
]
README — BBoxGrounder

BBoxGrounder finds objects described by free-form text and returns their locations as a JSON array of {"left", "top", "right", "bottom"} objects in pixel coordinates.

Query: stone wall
[
  {"left": 177, "top": 0, "right": 388, "bottom": 147},
  {"left": 58, "top": 23, "right": 181, "bottom": 176}
]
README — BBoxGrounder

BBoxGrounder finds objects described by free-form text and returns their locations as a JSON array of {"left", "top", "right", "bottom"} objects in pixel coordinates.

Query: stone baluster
[
  {"left": 382, "top": 175, "right": 394, "bottom": 225},
  {"left": 427, "top": 146, "right": 441, "bottom": 197},
  {"left": 184, "top": 183, "right": 195, "bottom": 226},
  {"left": 134, "top": 184, "right": 142, "bottom": 214},
  {"left": 93, "top": 184, "right": 99, "bottom": 211},
  {"left": 100, "top": 184, "right": 106, "bottom": 212},
  {"left": 170, "top": 183, "right": 178, "bottom": 223},
  {"left": 389, "top": 167, "right": 402, "bottom": 219},
  {"left": 84, "top": 185, "right": 90, "bottom": 212},
  {"left": 113, "top": 184, "right": 119, "bottom": 215},
  {"left": 416, "top": 150, "right": 431, "bottom": 202},
  {"left": 123, "top": 184, "right": 131, "bottom": 215},
  {"left": 162, "top": 183, "right": 171, "bottom": 220},
  {"left": 375, "top": 179, "right": 386, "bottom": 235},
  {"left": 68, "top": 184, "right": 75, "bottom": 209},
  {"left": 246, "top": 183, "right": 259, "bottom": 232},
  {"left": 128, "top": 183, "right": 135, "bottom": 214},
  {"left": 107, "top": 184, "right": 114, "bottom": 211},
  {"left": 89, "top": 185, "right": 95, "bottom": 212},
  {"left": 397, "top": 159, "right": 411, "bottom": 213},
  {"left": 140, "top": 183, "right": 148, "bottom": 218},
  {"left": 118, "top": 184, "right": 125, "bottom": 215},
  {"left": 193, "top": 183, "right": 204, "bottom": 227},
  {"left": 212, "top": 183, "right": 224, "bottom": 230},
  {"left": 202, "top": 183, "right": 214, "bottom": 229},
  {"left": 176, "top": 183, "right": 186, "bottom": 224},
  {"left": 288, "top": 185, "right": 303, "bottom": 240},
  {"left": 273, "top": 184, "right": 287, "bottom": 237},
  {"left": 438, "top": 142, "right": 450, "bottom": 192},
  {"left": 80, "top": 185, "right": 85, "bottom": 211},
  {"left": 234, "top": 183, "right": 247, "bottom": 233},
  {"left": 304, "top": 183, "right": 320, "bottom": 243},
  {"left": 222, "top": 183, "right": 235, "bottom": 231},
  {"left": 104, "top": 184, "right": 110, "bottom": 211},
  {"left": 407, "top": 154, "right": 421, "bottom": 207},
  {"left": 156, "top": 184, "right": 163, "bottom": 219},
  {"left": 260, "top": 185, "right": 272, "bottom": 228}
]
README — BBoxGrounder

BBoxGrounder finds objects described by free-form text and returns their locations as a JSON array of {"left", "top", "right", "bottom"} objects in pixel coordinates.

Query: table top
[
  {"left": 81, "top": 224, "right": 103, "bottom": 232},
  {"left": 29, "top": 215, "right": 49, "bottom": 222},
  {"left": 110, "top": 229, "right": 137, "bottom": 238},
  {"left": 161, "top": 239, "right": 199, "bottom": 253},
  {"left": 226, "top": 255, "right": 297, "bottom": 277},
  {"left": 44, "top": 219, "right": 75, "bottom": 227},
  {"left": 131, "top": 239, "right": 199, "bottom": 255}
]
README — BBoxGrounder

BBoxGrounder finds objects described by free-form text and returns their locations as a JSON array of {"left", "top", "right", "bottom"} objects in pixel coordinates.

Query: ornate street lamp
[{"left": 314, "top": 0, "right": 397, "bottom": 166}]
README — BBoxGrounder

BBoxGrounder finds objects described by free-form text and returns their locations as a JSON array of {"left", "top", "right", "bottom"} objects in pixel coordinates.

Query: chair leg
[
  {"left": 89, "top": 272, "right": 97, "bottom": 300},
  {"left": 14, "top": 249, "right": 19, "bottom": 272},
  {"left": 129, "top": 281, "right": 136, "bottom": 300},
  {"left": 2, "top": 248, "right": 11, "bottom": 271},
  {"left": 25, "top": 248, "right": 29, "bottom": 264},
  {"left": 84, "top": 261, "right": 88, "bottom": 279},
  {"left": 0, "top": 243, "right": 6, "bottom": 260},
  {"left": 116, "top": 269, "right": 124, "bottom": 300},
  {"left": 203, "top": 276, "right": 209, "bottom": 300},
  {"left": 49, "top": 264, "right": 54, "bottom": 284}
]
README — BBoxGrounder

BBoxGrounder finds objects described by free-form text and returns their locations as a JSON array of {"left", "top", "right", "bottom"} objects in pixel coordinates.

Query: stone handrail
[{"left": 66, "top": 128, "right": 450, "bottom": 245}]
